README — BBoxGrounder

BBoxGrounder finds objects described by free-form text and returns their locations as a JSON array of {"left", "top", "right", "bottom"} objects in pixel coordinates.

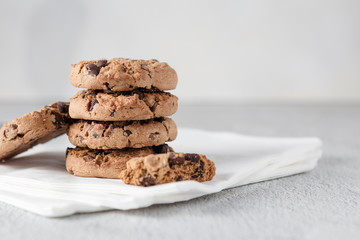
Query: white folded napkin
[{"left": 0, "top": 128, "right": 322, "bottom": 217}]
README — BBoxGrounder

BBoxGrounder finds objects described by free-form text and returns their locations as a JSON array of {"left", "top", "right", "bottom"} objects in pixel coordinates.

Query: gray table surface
[{"left": 0, "top": 103, "right": 359, "bottom": 240}]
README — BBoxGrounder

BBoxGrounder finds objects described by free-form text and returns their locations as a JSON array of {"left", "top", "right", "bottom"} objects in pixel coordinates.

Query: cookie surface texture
[
  {"left": 70, "top": 58, "right": 177, "bottom": 91},
  {"left": 69, "top": 90, "right": 178, "bottom": 121},
  {"left": 67, "top": 118, "right": 177, "bottom": 149}
]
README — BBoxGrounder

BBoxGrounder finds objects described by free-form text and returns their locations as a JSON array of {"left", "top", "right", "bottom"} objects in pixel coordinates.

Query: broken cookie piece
[
  {"left": 0, "top": 102, "right": 70, "bottom": 161},
  {"left": 120, "top": 152, "right": 216, "bottom": 186}
]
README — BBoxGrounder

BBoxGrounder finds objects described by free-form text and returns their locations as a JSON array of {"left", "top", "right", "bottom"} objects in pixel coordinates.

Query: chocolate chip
[
  {"left": 86, "top": 63, "right": 100, "bottom": 76},
  {"left": 84, "top": 91, "right": 97, "bottom": 98},
  {"left": 129, "top": 85, "right": 133, "bottom": 89},
  {"left": 191, "top": 161, "right": 204, "bottom": 178},
  {"left": 123, "top": 130, "right": 132, "bottom": 137},
  {"left": 139, "top": 176, "right": 156, "bottom": 186},
  {"left": 92, "top": 133, "right": 99, "bottom": 138},
  {"left": 152, "top": 144, "right": 170, "bottom": 154},
  {"left": 184, "top": 153, "right": 200, "bottom": 163},
  {"left": 199, "top": 161, "right": 204, "bottom": 170},
  {"left": 50, "top": 111, "right": 65, "bottom": 129},
  {"left": 103, "top": 82, "right": 112, "bottom": 90},
  {"left": 150, "top": 102, "right": 158, "bottom": 112},
  {"left": 110, "top": 111, "right": 115, "bottom": 117},
  {"left": 16, "top": 134, "right": 24, "bottom": 138},
  {"left": 137, "top": 91, "right": 145, "bottom": 100},
  {"left": 168, "top": 153, "right": 185, "bottom": 167},
  {"left": 149, "top": 133, "right": 158, "bottom": 141},
  {"left": 88, "top": 99, "right": 99, "bottom": 111},
  {"left": 96, "top": 60, "right": 107, "bottom": 68},
  {"left": 56, "top": 102, "right": 69, "bottom": 114},
  {"left": 191, "top": 173, "right": 203, "bottom": 178},
  {"left": 175, "top": 176, "right": 183, "bottom": 181}
]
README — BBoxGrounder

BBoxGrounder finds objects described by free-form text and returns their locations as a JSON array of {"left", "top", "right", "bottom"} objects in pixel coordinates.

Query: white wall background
[{"left": 0, "top": 0, "right": 359, "bottom": 103}]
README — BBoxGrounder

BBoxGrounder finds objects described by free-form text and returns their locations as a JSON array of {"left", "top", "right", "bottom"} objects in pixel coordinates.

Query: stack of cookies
[
  {"left": 0, "top": 58, "right": 215, "bottom": 187},
  {"left": 66, "top": 58, "right": 216, "bottom": 186}
]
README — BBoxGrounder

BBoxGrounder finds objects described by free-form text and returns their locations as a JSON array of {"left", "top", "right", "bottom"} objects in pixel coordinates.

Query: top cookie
[
  {"left": 70, "top": 58, "right": 178, "bottom": 91},
  {"left": 0, "top": 102, "right": 69, "bottom": 161}
]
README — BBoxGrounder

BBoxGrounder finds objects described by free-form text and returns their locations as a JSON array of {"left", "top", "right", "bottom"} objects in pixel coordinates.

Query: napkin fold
[{"left": 0, "top": 128, "right": 322, "bottom": 217}]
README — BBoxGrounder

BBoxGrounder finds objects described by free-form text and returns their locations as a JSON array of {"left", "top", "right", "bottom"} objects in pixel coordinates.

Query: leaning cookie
[
  {"left": 69, "top": 89, "right": 178, "bottom": 121},
  {"left": 67, "top": 118, "right": 177, "bottom": 149},
  {"left": 120, "top": 152, "right": 216, "bottom": 186},
  {"left": 66, "top": 144, "right": 174, "bottom": 179},
  {"left": 0, "top": 102, "right": 69, "bottom": 161},
  {"left": 70, "top": 58, "right": 177, "bottom": 91}
]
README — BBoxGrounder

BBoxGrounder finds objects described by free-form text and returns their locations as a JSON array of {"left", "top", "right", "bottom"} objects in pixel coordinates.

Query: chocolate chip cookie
[
  {"left": 69, "top": 89, "right": 178, "bottom": 121},
  {"left": 66, "top": 144, "right": 174, "bottom": 178},
  {"left": 0, "top": 102, "right": 69, "bottom": 161},
  {"left": 67, "top": 118, "right": 177, "bottom": 149},
  {"left": 120, "top": 152, "right": 216, "bottom": 186},
  {"left": 70, "top": 58, "right": 178, "bottom": 91}
]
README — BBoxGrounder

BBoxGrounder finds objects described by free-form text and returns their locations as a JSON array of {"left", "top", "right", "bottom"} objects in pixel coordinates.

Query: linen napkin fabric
[{"left": 0, "top": 128, "right": 322, "bottom": 217}]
